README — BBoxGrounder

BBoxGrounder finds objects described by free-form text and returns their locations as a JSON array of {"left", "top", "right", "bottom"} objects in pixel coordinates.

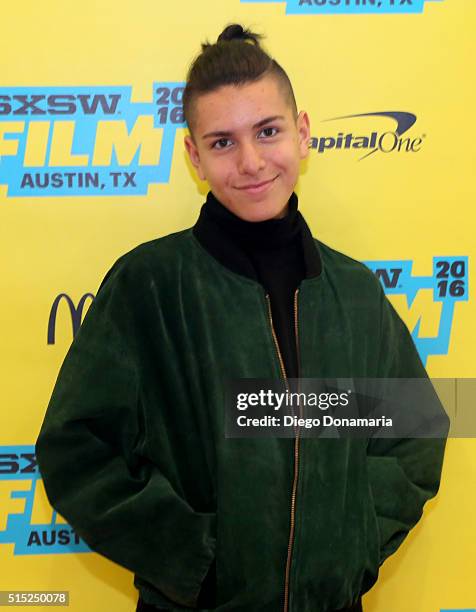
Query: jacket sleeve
[
  {"left": 366, "top": 283, "right": 449, "bottom": 567},
  {"left": 35, "top": 256, "right": 216, "bottom": 608}
]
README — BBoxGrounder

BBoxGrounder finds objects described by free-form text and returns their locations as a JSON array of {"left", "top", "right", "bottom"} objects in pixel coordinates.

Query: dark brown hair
[{"left": 183, "top": 23, "right": 298, "bottom": 140}]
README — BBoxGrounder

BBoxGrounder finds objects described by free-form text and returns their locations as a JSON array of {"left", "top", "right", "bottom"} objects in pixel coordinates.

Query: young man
[{"left": 36, "top": 24, "right": 448, "bottom": 612}]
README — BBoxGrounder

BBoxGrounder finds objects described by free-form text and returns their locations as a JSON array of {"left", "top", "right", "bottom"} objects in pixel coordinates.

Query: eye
[
  {"left": 259, "top": 127, "right": 278, "bottom": 138},
  {"left": 211, "top": 138, "right": 232, "bottom": 150}
]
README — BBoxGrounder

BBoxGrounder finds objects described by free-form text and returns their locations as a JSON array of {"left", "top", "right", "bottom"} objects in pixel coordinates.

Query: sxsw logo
[
  {"left": 364, "top": 257, "right": 468, "bottom": 366},
  {"left": 310, "top": 112, "right": 425, "bottom": 161},
  {"left": 0, "top": 84, "right": 185, "bottom": 197},
  {"left": 0, "top": 446, "right": 88, "bottom": 554},
  {"left": 240, "top": 0, "right": 444, "bottom": 15}
]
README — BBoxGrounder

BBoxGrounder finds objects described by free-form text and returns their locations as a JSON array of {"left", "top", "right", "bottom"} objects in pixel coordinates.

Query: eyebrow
[{"left": 201, "top": 115, "right": 286, "bottom": 140}]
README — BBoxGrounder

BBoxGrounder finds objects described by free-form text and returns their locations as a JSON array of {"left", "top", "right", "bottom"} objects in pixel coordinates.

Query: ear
[
  {"left": 296, "top": 111, "right": 311, "bottom": 160},
  {"left": 184, "top": 134, "right": 207, "bottom": 181}
]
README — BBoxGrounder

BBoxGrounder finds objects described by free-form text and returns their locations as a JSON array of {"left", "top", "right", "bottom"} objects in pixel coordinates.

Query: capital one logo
[
  {"left": 240, "top": 0, "right": 444, "bottom": 15},
  {"left": 0, "top": 84, "right": 185, "bottom": 197},
  {"left": 364, "top": 257, "right": 468, "bottom": 366},
  {"left": 0, "top": 446, "right": 88, "bottom": 554},
  {"left": 310, "top": 111, "right": 425, "bottom": 161}
]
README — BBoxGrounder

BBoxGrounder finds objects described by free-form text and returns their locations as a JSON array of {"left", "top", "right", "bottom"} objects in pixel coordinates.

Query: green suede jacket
[{"left": 35, "top": 228, "right": 448, "bottom": 612}]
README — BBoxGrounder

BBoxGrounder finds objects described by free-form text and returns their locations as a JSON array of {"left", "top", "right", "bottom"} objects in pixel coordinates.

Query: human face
[{"left": 184, "top": 75, "right": 310, "bottom": 222}]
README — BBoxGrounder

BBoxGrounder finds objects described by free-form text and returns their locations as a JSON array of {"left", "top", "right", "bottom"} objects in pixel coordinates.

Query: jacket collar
[{"left": 192, "top": 190, "right": 322, "bottom": 282}]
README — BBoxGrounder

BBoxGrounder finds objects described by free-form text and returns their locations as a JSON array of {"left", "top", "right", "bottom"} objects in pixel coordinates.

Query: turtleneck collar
[
  {"left": 201, "top": 190, "right": 301, "bottom": 251},
  {"left": 192, "top": 190, "right": 322, "bottom": 283}
]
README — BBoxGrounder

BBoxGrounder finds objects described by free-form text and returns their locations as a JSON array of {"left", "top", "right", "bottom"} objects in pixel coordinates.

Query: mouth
[{"left": 235, "top": 175, "right": 279, "bottom": 194}]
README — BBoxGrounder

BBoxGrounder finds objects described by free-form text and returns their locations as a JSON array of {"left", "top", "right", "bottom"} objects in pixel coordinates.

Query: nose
[{"left": 237, "top": 141, "right": 266, "bottom": 176}]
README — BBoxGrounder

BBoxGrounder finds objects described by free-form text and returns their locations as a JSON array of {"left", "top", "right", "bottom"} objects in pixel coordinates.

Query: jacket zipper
[{"left": 265, "top": 289, "right": 301, "bottom": 612}]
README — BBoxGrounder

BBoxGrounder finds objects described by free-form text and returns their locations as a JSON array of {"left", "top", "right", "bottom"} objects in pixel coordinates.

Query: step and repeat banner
[{"left": 1, "top": 0, "right": 474, "bottom": 610}]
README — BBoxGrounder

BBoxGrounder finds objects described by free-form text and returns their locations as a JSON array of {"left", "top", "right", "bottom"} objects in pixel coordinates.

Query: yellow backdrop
[{"left": 1, "top": 0, "right": 474, "bottom": 610}]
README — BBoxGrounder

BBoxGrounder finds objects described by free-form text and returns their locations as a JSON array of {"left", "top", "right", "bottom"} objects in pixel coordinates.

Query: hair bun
[{"left": 217, "top": 24, "right": 262, "bottom": 45}]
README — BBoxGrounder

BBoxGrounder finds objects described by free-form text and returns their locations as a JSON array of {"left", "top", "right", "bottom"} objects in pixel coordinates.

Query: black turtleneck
[{"left": 193, "top": 190, "right": 317, "bottom": 379}]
